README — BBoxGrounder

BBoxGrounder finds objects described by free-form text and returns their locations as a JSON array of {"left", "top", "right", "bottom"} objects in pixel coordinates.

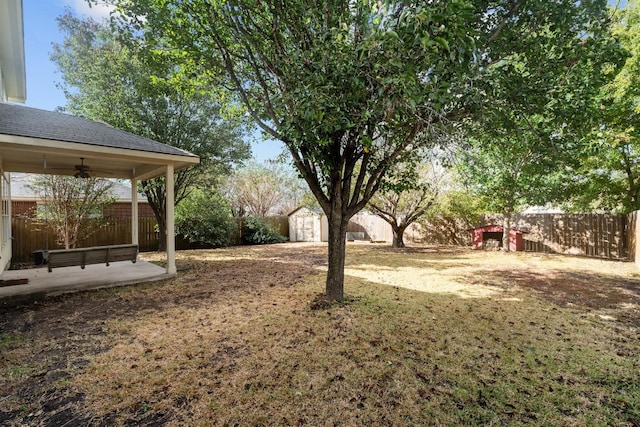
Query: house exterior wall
[
  {"left": 0, "top": 66, "right": 6, "bottom": 103},
  {"left": 11, "top": 200, "right": 34, "bottom": 217},
  {"left": 11, "top": 200, "right": 155, "bottom": 219},
  {"left": 103, "top": 202, "right": 155, "bottom": 218},
  {"left": 0, "top": 169, "right": 11, "bottom": 272}
]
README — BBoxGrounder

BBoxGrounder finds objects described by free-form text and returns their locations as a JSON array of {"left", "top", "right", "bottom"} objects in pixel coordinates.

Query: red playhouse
[{"left": 469, "top": 224, "right": 525, "bottom": 251}]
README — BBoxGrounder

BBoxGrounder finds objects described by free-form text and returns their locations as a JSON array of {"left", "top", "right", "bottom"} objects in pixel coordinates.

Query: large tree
[
  {"left": 107, "top": 0, "right": 476, "bottom": 300},
  {"left": 369, "top": 162, "right": 440, "bottom": 248},
  {"left": 459, "top": 120, "right": 558, "bottom": 251},
  {"left": 566, "top": 1, "right": 640, "bottom": 213},
  {"left": 458, "top": 0, "right": 625, "bottom": 248},
  {"left": 222, "top": 161, "right": 312, "bottom": 217},
  {"left": 50, "top": 12, "right": 251, "bottom": 249},
  {"left": 104, "top": 0, "right": 621, "bottom": 297}
]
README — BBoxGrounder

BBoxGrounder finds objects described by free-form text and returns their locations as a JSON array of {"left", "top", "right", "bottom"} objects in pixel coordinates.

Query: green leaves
[
  {"left": 51, "top": 10, "right": 251, "bottom": 248},
  {"left": 433, "top": 36, "right": 450, "bottom": 52},
  {"left": 175, "top": 188, "right": 236, "bottom": 247},
  {"left": 554, "top": 1, "right": 640, "bottom": 213},
  {"left": 456, "top": 0, "right": 627, "bottom": 215},
  {"left": 27, "top": 175, "right": 116, "bottom": 249}
]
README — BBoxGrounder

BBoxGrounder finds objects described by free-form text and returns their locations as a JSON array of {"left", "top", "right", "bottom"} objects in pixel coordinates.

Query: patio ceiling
[{"left": 0, "top": 103, "right": 199, "bottom": 180}]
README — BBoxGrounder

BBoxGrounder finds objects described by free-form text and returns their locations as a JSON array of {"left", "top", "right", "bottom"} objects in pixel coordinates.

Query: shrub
[
  {"left": 175, "top": 189, "right": 236, "bottom": 247},
  {"left": 242, "top": 216, "right": 286, "bottom": 245}
]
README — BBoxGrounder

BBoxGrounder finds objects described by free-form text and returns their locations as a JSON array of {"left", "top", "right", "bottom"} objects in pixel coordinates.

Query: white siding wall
[
  {"left": 289, "top": 210, "right": 394, "bottom": 243},
  {"left": 0, "top": 167, "right": 11, "bottom": 272},
  {"left": 0, "top": 66, "right": 6, "bottom": 102}
]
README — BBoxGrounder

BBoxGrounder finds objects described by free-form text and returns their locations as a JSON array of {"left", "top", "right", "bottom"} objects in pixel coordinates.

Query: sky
[{"left": 20, "top": 0, "right": 284, "bottom": 163}]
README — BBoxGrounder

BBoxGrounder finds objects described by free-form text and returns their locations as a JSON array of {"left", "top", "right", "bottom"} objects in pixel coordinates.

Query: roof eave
[
  {"left": 0, "top": 0, "right": 27, "bottom": 103},
  {"left": 0, "top": 133, "right": 200, "bottom": 180}
]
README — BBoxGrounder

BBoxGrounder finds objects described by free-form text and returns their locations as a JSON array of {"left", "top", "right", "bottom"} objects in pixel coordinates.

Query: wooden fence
[
  {"left": 11, "top": 217, "right": 160, "bottom": 263},
  {"left": 508, "top": 213, "right": 627, "bottom": 259},
  {"left": 410, "top": 213, "right": 630, "bottom": 260},
  {"left": 11, "top": 212, "right": 634, "bottom": 263},
  {"left": 11, "top": 216, "right": 290, "bottom": 264}
]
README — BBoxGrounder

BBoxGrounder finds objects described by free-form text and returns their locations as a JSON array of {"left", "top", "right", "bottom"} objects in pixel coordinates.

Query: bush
[
  {"left": 175, "top": 189, "right": 236, "bottom": 247},
  {"left": 242, "top": 216, "right": 287, "bottom": 245}
]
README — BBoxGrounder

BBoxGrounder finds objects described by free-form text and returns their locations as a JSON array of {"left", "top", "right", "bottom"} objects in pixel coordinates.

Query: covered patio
[
  {"left": 0, "top": 0, "right": 199, "bottom": 298},
  {"left": 0, "top": 103, "right": 199, "bottom": 297},
  {"left": 0, "top": 260, "right": 169, "bottom": 300}
]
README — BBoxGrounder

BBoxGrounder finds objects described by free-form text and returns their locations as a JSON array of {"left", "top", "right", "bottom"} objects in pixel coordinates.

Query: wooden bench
[{"left": 45, "top": 244, "right": 139, "bottom": 272}]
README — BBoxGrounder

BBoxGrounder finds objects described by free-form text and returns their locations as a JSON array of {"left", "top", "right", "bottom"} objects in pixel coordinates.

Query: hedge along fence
[
  {"left": 175, "top": 216, "right": 290, "bottom": 249},
  {"left": 11, "top": 216, "right": 290, "bottom": 264},
  {"left": 409, "top": 213, "right": 630, "bottom": 260},
  {"left": 229, "top": 216, "right": 289, "bottom": 246}
]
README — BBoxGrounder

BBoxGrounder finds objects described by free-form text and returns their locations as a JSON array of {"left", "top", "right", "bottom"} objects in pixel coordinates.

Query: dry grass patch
[{"left": 1, "top": 243, "right": 639, "bottom": 426}]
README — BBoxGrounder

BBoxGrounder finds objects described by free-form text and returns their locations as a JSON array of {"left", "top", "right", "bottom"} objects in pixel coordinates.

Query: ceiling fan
[
  {"left": 74, "top": 158, "right": 92, "bottom": 179},
  {"left": 41, "top": 156, "right": 112, "bottom": 178}
]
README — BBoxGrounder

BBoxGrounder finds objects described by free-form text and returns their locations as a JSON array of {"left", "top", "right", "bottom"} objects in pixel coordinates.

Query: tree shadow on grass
[
  {"left": 465, "top": 268, "right": 640, "bottom": 310},
  {"left": 461, "top": 268, "right": 640, "bottom": 331},
  {"left": 0, "top": 255, "right": 317, "bottom": 427}
]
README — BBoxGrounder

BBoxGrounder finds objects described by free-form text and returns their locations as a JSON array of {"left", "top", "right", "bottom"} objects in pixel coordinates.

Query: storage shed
[
  {"left": 288, "top": 207, "right": 325, "bottom": 242},
  {"left": 469, "top": 225, "right": 525, "bottom": 251}
]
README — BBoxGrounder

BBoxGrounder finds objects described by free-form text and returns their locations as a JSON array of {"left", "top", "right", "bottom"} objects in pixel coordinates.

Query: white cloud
[{"left": 66, "top": 0, "right": 116, "bottom": 20}]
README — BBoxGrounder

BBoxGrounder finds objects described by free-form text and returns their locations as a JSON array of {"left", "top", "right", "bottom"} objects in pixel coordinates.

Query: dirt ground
[{"left": 1, "top": 243, "right": 639, "bottom": 426}]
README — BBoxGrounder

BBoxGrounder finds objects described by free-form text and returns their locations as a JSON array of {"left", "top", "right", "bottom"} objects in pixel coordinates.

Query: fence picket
[
  {"left": 413, "top": 213, "right": 631, "bottom": 260},
  {"left": 10, "top": 213, "right": 635, "bottom": 264},
  {"left": 10, "top": 216, "right": 290, "bottom": 264}
]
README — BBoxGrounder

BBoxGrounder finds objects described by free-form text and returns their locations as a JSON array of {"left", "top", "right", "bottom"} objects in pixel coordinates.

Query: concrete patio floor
[{"left": 0, "top": 260, "right": 175, "bottom": 300}]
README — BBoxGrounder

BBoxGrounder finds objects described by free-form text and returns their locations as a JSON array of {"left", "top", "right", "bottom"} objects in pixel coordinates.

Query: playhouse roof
[{"left": 468, "top": 224, "right": 526, "bottom": 234}]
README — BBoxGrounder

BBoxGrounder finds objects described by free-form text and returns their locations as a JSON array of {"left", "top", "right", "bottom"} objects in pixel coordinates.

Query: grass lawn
[{"left": 1, "top": 243, "right": 639, "bottom": 426}]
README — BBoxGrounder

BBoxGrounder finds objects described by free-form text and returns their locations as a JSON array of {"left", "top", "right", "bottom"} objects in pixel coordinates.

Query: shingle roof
[{"left": 0, "top": 103, "right": 198, "bottom": 158}]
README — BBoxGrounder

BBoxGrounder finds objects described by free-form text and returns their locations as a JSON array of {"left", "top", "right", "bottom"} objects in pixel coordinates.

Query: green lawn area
[{"left": 1, "top": 243, "right": 639, "bottom": 426}]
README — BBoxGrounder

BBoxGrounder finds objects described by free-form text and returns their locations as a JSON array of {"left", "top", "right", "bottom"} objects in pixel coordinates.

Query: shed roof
[{"left": 288, "top": 206, "right": 323, "bottom": 216}]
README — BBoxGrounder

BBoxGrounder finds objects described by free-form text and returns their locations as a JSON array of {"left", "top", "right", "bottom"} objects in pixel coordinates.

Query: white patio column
[
  {"left": 166, "top": 164, "right": 176, "bottom": 274},
  {"left": 0, "top": 167, "right": 4, "bottom": 257},
  {"left": 131, "top": 177, "right": 139, "bottom": 247}
]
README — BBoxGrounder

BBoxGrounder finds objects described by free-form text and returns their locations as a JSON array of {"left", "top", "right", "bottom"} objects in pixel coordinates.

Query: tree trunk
[
  {"left": 64, "top": 224, "right": 71, "bottom": 249},
  {"left": 325, "top": 210, "right": 349, "bottom": 301},
  {"left": 391, "top": 225, "right": 407, "bottom": 248},
  {"left": 157, "top": 214, "right": 167, "bottom": 252},
  {"left": 502, "top": 211, "right": 512, "bottom": 252},
  {"left": 141, "top": 179, "right": 167, "bottom": 252}
]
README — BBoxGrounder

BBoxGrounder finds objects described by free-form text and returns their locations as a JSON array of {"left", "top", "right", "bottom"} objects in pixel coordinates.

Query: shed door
[{"left": 294, "top": 214, "right": 321, "bottom": 242}]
